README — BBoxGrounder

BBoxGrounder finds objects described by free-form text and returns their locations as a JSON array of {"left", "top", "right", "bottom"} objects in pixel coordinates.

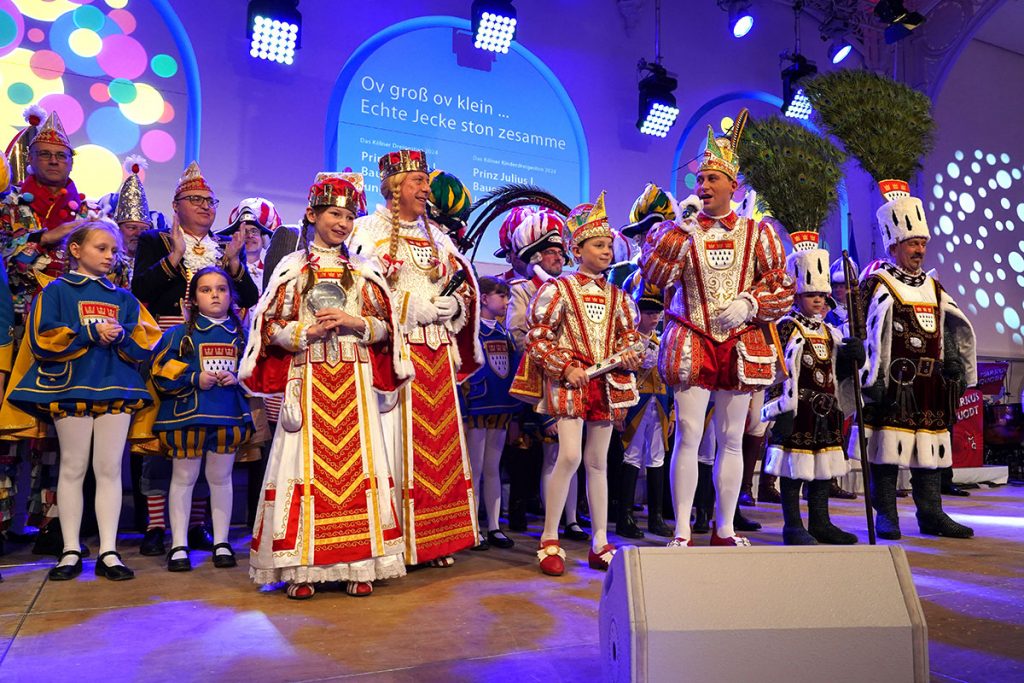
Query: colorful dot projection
[
  {"left": 930, "top": 149, "right": 1024, "bottom": 347},
  {"left": 0, "top": 0, "right": 188, "bottom": 199}
]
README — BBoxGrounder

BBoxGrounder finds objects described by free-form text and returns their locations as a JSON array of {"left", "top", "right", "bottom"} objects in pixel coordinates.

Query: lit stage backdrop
[
  {"left": 929, "top": 149, "right": 1024, "bottom": 359},
  {"left": 0, "top": 0, "right": 197, "bottom": 202},
  {"left": 326, "top": 16, "right": 588, "bottom": 261}
]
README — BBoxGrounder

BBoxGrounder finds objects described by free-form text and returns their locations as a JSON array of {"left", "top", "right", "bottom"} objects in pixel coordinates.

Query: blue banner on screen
[{"left": 326, "top": 17, "right": 589, "bottom": 261}]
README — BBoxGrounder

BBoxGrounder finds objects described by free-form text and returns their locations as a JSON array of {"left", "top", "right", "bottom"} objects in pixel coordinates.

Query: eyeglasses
[
  {"left": 244, "top": 227, "right": 263, "bottom": 237},
  {"left": 32, "top": 150, "right": 71, "bottom": 162},
  {"left": 176, "top": 195, "right": 220, "bottom": 208}
]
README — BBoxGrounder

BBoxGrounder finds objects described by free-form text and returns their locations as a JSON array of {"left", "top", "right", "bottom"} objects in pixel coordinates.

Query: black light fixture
[
  {"left": 637, "top": 60, "right": 680, "bottom": 137},
  {"left": 781, "top": 1, "right": 815, "bottom": 120},
  {"left": 819, "top": 12, "right": 854, "bottom": 64},
  {"left": 247, "top": 0, "right": 301, "bottom": 65},
  {"left": 873, "top": 0, "right": 926, "bottom": 44},
  {"left": 781, "top": 54, "right": 817, "bottom": 119},
  {"left": 636, "top": 0, "right": 679, "bottom": 137},
  {"left": 718, "top": 0, "right": 754, "bottom": 38},
  {"left": 471, "top": 0, "right": 517, "bottom": 54}
]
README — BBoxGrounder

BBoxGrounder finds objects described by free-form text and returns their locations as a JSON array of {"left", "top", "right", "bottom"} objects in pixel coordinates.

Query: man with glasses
[
  {"left": 130, "top": 161, "right": 260, "bottom": 557},
  {"left": 0, "top": 109, "right": 92, "bottom": 555}
]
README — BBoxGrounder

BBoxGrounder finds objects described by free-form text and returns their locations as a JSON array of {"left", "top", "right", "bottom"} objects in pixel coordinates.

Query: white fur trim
[
  {"left": 789, "top": 248, "right": 832, "bottom": 295},
  {"left": 764, "top": 444, "right": 849, "bottom": 480},
  {"left": 250, "top": 553, "right": 407, "bottom": 585},
  {"left": 848, "top": 423, "right": 952, "bottom": 469},
  {"left": 876, "top": 196, "right": 929, "bottom": 252},
  {"left": 762, "top": 331, "right": 802, "bottom": 421}
]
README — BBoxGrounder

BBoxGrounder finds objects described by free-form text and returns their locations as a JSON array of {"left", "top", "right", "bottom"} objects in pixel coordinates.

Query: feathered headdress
[
  {"left": 739, "top": 115, "right": 845, "bottom": 294},
  {"left": 700, "top": 108, "right": 749, "bottom": 180},
  {"left": 427, "top": 170, "right": 473, "bottom": 248},
  {"left": 803, "top": 70, "right": 935, "bottom": 251},
  {"left": 465, "top": 183, "right": 572, "bottom": 261}
]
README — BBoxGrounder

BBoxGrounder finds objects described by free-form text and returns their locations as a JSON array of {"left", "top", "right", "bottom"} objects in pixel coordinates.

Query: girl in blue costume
[
  {"left": 151, "top": 267, "right": 252, "bottom": 572},
  {"left": 4, "top": 220, "right": 160, "bottom": 581},
  {"left": 461, "top": 276, "right": 519, "bottom": 550}
]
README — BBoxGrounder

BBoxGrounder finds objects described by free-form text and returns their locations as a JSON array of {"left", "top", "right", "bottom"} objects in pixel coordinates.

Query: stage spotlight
[
  {"left": 247, "top": 0, "right": 301, "bottom": 64},
  {"left": 719, "top": 0, "right": 754, "bottom": 38},
  {"left": 637, "top": 60, "right": 680, "bottom": 138},
  {"left": 472, "top": 1, "right": 517, "bottom": 54},
  {"left": 829, "top": 39, "right": 853, "bottom": 64},
  {"left": 781, "top": 53, "right": 817, "bottom": 120},
  {"left": 873, "top": 0, "right": 926, "bottom": 44}
]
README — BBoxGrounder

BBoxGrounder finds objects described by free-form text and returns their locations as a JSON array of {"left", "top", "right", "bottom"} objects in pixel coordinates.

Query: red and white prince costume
[
  {"left": 240, "top": 173, "right": 410, "bottom": 590},
  {"left": 511, "top": 193, "right": 641, "bottom": 575},
  {"left": 640, "top": 109, "right": 794, "bottom": 546},
  {"left": 349, "top": 150, "right": 482, "bottom": 566}
]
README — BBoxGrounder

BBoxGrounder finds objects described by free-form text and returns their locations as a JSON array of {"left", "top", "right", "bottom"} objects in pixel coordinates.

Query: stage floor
[{"left": 1, "top": 485, "right": 1022, "bottom": 682}]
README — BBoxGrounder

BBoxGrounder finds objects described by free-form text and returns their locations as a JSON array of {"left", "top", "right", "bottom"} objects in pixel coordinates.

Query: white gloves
[
  {"left": 677, "top": 194, "right": 702, "bottom": 234},
  {"left": 432, "top": 295, "right": 461, "bottom": 322},
  {"left": 715, "top": 296, "right": 754, "bottom": 331}
]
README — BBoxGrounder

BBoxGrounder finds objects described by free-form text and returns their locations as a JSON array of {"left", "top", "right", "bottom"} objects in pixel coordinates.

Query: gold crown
[{"left": 378, "top": 149, "right": 429, "bottom": 181}]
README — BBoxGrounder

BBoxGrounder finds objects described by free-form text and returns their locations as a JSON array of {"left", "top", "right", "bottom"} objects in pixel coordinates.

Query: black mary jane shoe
[
  {"left": 487, "top": 530, "right": 515, "bottom": 549},
  {"left": 211, "top": 542, "right": 237, "bottom": 568},
  {"left": 167, "top": 546, "right": 192, "bottom": 572},
  {"left": 95, "top": 551, "right": 135, "bottom": 581},
  {"left": 48, "top": 550, "right": 83, "bottom": 581}
]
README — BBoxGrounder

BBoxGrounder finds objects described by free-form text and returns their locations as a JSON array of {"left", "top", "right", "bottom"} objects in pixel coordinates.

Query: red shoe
[
  {"left": 346, "top": 581, "right": 373, "bottom": 597},
  {"left": 286, "top": 582, "right": 315, "bottom": 600},
  {"left": 588, "top": 544, "right": 616, "bottom": 570},
  {"left": 710, "top": 527, "right": 752, "bottom": 547},
  {"left": 666, "top": 537, "right": 695, "bottom": 548},
  {"left": 537, "top": 540, "right": 566, "bottom": 576}
]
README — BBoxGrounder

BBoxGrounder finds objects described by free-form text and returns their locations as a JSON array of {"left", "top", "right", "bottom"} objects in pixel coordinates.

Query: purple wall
[{"left": 164, "top": 1, "right": 876, "bottom": 251}]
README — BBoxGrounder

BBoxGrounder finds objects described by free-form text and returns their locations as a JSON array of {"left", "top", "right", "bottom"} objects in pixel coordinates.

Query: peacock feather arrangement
[
  {"left": 802, "top": 69, "right": 935, "bottom": 184},
  {"left": 738, "top": 115, "right": 846, "bottom": 235}
]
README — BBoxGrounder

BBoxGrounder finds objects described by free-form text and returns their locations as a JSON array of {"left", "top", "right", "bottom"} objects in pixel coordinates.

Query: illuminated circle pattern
[
  {"left": 931, "top": 149, "right": 1024, "bottom": 345},
  {"left": 0, "top": 1, "right": 189, "bottom": 209}
]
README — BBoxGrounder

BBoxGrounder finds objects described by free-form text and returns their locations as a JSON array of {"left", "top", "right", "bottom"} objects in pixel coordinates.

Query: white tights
[
  {"left": 542, "top": 419, "right": 612, "bottom": 553},
  {"left": 671, "top": 388, "right": 752, "bottom": 540},
  {"left": 467, "top": 427, "right": 506, "bottom": 532},
  {"left": 541, "top": 441, "right": 578, "bottom": 527},
  {"left": 54, "top": 413, "right": 132, "bottom": 567},
  {"left": 169, "top": 451, "right": 235, "bottom": 557}
]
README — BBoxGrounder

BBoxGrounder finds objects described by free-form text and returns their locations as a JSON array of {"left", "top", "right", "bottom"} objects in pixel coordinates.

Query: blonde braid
[{"left": 386, "top": 177, "right": 402, "bottom": 286}]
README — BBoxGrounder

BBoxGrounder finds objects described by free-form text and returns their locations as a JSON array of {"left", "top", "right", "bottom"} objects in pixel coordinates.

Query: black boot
[
  {"left": 32, "top": 521, "right": 64, "bottom": 557},
  {"left": 911, "top": 468, "right": 974, "bottom": 538},
  {"left": 615, "top": 464, "right": 645, "bottom": 540},
  {"left": 645, "top": 466, "right": 673, "bottom": 537},
  {"left": 941, "top": 466, "right": 970, "bottom": 497},
  {"left": 869, "top": 463, "right": 902, "bottom": 540},
  {"left": 780, "top": 477, "right": 817, "bottom": 545},
  {"left": 734, "top": 505, "right": 762, "bottom": 532},
  {"left": 807, "top": 480, "right": 857, "bottom": 544},
  {"left": 693, "top": 462, "right": 714, "bottom": 534},
  {"left": 739, "top": 434, "right": 764, "bottom": 506},
  {"left": 757, "top": 471, "right": 781, "bottom": 504}
]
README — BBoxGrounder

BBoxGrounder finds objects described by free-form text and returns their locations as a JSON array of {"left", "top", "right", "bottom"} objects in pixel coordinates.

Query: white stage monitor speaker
[{"left": 599, "top": 545, "right": 928, "bottom": 683}]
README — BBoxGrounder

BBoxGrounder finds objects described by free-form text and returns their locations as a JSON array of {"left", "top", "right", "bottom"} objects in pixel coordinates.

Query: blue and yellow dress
[
  {"left": 4, "top": 272, "right": 156, "bottom": 419},
  {"left": 460, "top": 318, "right": 520, "bottom": 430},
  {"left": 150, "top": 315, "right": 252, "bottom": 458}
]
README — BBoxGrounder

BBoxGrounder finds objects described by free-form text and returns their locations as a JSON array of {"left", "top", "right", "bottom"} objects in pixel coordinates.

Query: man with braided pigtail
[
  {"left": 640, "top": 109, "right": 794, "bottom": 548},
  {"left": 349, "top": 150, "right": 483, "bottom": 567}
]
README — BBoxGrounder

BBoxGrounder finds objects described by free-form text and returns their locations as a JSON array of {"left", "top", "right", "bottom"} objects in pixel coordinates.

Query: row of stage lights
[{"left": 243, "top": 1, "right": 925, "bottom": 137}]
